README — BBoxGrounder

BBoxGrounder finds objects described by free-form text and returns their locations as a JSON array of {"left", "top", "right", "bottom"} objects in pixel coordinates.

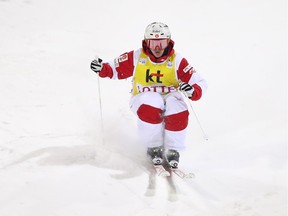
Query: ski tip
[{"left": 170, "top": 169, "right": 195, "bottom": 179}]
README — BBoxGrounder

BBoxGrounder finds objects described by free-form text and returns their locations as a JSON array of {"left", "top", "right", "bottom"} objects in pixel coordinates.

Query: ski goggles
[{"left": 146, "top": 39, "right": 169, "bottom": 50}]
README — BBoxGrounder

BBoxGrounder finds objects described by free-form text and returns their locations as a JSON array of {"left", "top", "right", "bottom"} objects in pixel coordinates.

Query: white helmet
[{"left": 144, "top": 22, "right": 171, "bottom": 40}]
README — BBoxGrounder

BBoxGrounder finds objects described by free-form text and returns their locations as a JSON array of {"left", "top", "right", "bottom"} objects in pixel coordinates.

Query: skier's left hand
[{"left": 179, "top": 82, "right": 194, "bottom": 98}]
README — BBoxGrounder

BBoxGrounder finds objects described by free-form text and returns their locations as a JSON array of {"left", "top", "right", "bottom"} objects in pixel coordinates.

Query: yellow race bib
[{"left": 132, "top": 52, "right": 178, "bottom": 96}]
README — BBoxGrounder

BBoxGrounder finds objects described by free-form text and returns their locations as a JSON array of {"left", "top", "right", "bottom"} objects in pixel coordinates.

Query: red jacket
[{"left": 98, "top": 40, "right": 207, "bottom": 101}]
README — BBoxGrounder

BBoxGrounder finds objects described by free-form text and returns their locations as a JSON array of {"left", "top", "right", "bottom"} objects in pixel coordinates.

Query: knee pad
[
  {"left": 137, "top": 104, "right": 163, "bottom": 124},
  {"left": 164, "top": 110, "right": 189, "bottom": 131}
]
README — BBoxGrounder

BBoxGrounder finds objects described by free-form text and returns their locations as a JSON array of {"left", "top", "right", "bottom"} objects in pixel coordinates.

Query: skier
[{"left": 90, "top": 22, "right": 207, "bottom": 169}]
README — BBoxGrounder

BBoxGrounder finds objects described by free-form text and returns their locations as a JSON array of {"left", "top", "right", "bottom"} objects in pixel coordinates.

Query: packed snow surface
[{"left": 0, "top": 0, "right": 286, "bottom": 215}]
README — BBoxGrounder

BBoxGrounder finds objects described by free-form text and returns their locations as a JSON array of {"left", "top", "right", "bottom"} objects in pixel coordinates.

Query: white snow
[{"left": 0, "top": 0, "right": 287, "bottom": 215}]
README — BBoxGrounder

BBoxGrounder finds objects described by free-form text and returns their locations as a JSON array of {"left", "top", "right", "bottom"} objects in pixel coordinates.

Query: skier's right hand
[{"left": 90, "top": 56, "right": 103, "bottom": 73}]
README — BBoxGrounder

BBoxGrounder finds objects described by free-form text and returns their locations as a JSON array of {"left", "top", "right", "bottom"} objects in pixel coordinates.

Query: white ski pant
[{"left": 129, "top": 91, "right": 189, "bottom": 151}]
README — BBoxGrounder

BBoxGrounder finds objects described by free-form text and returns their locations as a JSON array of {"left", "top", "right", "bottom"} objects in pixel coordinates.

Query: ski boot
[
  {"left": 165, "top": 149, "right": 180, "bottom": 169},
  {"left": 147, "top": 146, "right": 163, "bottom": 165}
]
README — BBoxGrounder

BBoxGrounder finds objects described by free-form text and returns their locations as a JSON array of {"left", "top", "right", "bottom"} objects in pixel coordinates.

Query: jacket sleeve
[
  {"left": 176, "top": 54, "right": 208, "bottom": 101},
  {"left": 98, "top": 50, "right": 136, "bottom": 79}
]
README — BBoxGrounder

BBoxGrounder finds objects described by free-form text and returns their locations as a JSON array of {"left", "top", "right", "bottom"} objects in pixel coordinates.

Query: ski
[
  {"left": 152, "top": 164, "right": 195, "bottom": 179},
  {"left": 170, "top": 168, "right": 195, "bottom": 179},
  {"left": 153, "top": 164, "right": 170, "bottom": 177}
]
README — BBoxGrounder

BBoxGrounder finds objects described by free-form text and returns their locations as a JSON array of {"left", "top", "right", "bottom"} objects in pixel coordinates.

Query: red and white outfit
[{"left": 98, "top": 40, "right": 207, "bottom": 150}]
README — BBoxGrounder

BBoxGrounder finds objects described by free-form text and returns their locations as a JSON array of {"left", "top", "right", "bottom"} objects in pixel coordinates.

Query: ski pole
[
  {"left": 97, "top": 75, "right": 105, "bottom": 145},
  {"left": 178, "top": 87, "right": 209, "bottom": 141},
  {"left": 186, "top": 99, "right": 209, "bottom": 141}
]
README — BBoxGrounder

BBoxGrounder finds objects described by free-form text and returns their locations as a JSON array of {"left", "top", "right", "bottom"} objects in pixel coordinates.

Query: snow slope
[{"left": 0, "top": 0, "right": 287, "bottom": 215}]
